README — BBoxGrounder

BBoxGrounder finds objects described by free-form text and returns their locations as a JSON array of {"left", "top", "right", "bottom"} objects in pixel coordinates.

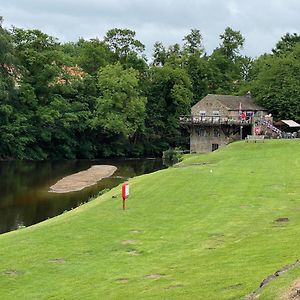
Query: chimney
[{"left": 246, "top": 91, "right": 251, "bottom": 98}]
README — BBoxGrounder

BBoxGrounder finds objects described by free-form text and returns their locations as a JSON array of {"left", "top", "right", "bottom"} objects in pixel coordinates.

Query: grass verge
[{"left": 0, "top": 140, "right": 300, "bottom": 299}]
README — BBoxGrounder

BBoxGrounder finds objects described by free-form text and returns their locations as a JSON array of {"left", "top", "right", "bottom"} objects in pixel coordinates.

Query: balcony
[{"left": 180, "top": 115, "right": 252, "bottom": 126}]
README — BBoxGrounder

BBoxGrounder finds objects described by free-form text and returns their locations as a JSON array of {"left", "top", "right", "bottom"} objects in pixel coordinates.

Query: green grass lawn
[{"left": 0, "top": 140, "right": 300, "bottom": 299}]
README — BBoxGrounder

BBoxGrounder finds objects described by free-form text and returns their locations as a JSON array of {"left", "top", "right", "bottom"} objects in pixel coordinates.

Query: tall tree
[
  {"left": 219, "top": 27, "right": 245, "bottom": 60},
  {"left": 185, "top": 55, "right": 210, "bottom": 104},
  {"left": 104, "top": 28, "right": 145, "bottom": 60},
  {"left": 246, "top": 49, "right": 300, "bottom": 121},
  {"left": 93, "top": 63, "right": 146, "bottom": 138},
  {"left": 145, "top": 65, "right": 192, "bottom": 153},
  {"left": 272, "top": 33, "right": 300, "bottom": 55},
  {"left": 75, "top": 38, "right": 112, "bottom": 74},
  {"left": 0, "top": 18, "right": 24, "bottom": 158},
  {"left": 165, "top": 43, "right": 184, "bottom": 68},
  {"left": 152, "top": 42, "right": 167, "bottom": 67},
  {"left": 207, "top": 27, "right": 246, "bottom": 94},
  {"left": 181, "top": 29, "right": 208, "bottom": 103},
  {"left": 183, "top": 29, "right": 205, "bottom": 56},
  {"left": 11, "top": 27, "right": 62, "bottom": 100}
]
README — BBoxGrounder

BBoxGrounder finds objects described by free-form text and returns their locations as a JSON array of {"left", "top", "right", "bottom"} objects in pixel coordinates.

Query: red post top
[
  {"left": 255, "top": 126, "right": 260, "bottom": 135},
  {"left": 122, "top": 182, "right": 129, "bottom": 200}
]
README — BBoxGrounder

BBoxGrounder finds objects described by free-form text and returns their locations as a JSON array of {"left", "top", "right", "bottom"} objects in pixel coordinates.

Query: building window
[
  {"left": 212, "top": 144, "right": 219, "bottom": 151},
  {"left": 213, "top": 129, "right": 220, "bottom": 137},
  {"left": 199, "top": 129, "right": 203, "bottom": 136},
  {"left": 212, "top": 111, "right": 220, "bottom": 122},
  {"left": 196, "top": 128, "right": 206, "bottom": 136},
  {"left": 199, "top": 111, "right": 206, "bottom": 121}
]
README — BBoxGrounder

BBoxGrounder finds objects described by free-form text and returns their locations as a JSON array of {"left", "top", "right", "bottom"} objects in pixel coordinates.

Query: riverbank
[
  {"left": 0, "top": 158, "right": 163, "bottom": 234},
  {"left": 49, "top": 165, "right": 117, "bottom": 193},
  {"left": 0, "top": 140, "right": 299, "bottom": 299}
]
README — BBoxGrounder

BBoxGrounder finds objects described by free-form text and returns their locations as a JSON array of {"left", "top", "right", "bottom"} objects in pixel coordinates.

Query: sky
[{"left": 1, "top": 0, "right": 300, "bottom": 59}]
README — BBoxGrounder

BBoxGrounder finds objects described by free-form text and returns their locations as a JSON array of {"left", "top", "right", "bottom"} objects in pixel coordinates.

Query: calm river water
[{"left": 0, "top": 159, "right": 163, "bottom": 234}]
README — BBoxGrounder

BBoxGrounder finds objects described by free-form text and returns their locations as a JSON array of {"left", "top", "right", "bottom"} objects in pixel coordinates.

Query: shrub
[{"left": 162, "top": 148, "right": 183, "bottom": 167}]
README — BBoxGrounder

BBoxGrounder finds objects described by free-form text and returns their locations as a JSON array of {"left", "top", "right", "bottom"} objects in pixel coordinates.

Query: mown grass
[{"left": 0, "top": 140, "right": 300, "bottom": 299}]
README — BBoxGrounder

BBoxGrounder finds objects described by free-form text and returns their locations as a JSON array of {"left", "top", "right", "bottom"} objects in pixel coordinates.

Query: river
[{"left": 0, "top": 158, "right": 163, "bottom": 234}]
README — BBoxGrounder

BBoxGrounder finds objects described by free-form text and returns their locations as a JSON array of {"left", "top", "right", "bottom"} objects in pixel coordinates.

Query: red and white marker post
[
  {"left": 121, "top": 182, "right": 129, "bottom": 210},
  {"left": 254, "top": 126, "right": 260, "bottom": 135}
]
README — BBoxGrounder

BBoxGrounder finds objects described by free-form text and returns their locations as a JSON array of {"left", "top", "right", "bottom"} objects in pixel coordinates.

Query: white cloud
[
  {"left": 1, "top": 0, "right": 300, "bottom": 58},
  {"left": 227, "top": 0, "right": 240, "bottom": 16}
]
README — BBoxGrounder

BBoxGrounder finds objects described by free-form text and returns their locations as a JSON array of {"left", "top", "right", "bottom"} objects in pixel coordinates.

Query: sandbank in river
[{"left": 49, "top": 165, "right": 117, "bottom": 193}]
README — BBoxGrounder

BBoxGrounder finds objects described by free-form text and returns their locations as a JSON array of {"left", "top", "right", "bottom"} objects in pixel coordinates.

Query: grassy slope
[{"left": 0, "top": 140, "right": 300, "bottom": 300}]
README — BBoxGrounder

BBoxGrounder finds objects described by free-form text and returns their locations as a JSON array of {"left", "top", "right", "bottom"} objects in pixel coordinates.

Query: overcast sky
[{"left": 1, "top": 0, "right": 300, "bottom": 58}]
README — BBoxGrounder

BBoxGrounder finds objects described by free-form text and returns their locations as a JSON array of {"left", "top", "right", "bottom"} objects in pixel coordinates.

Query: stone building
[{"left": 180, "top": 94, "right": 268, "bottom": 153}]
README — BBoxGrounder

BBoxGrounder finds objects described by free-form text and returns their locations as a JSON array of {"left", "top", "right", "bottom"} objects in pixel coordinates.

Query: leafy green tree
[
  {"left": 75, "top": 38, "right": 112, "bottom": 74},
  {"left": 207, "top": 27, "right": 247, "bottom": 94},
  {"left": 104, "top": 28, "right": 145, "bottom": 60},
  {"left": 11, "top": 27, "right": 62, "bottom": 100},
  {"left": 272, "top": 33, "right": 300, "bottom": 55},
  {"left": 165, "top": 43, "right": 184, "bottom": 68},
  {"left": 152, "top": 42, "right": 167, "bottom": 67},
  {"left": 0, "top": 20, "right": 43, "bottom": 159},
  {"left": 219, "top": 27, "right": 245, "bottom": 60},
  {"left": 185, "top": 54, "right": 210, "bottom": 104},
  {"left": 183, "top": 29, "right": 204, "bottom": 56},
  {"left": 0, "top": 19, "right": 23, "bottom": 158},
  {"left": 0, "top": 18, "right": 14, "bottom": 67},
  {"left": 179, "top": 29, "right": 209, "bottom": 103},
  {"left": 144, "top": 65, "right": 192, "bottom": 153},
  {"left": 103, "top": 28, "right": 148, "bottom": 78},
  {"left": 246, "top": 50, "right": 300, "bottom": 121},
  {"left": 94, "top": 63, "right": 146, "bottom": 137}
]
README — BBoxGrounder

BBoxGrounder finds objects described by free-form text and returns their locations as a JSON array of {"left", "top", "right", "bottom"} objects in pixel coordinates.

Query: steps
[{"left": 258, "top": 119, "right": 282, "bottom": 135}]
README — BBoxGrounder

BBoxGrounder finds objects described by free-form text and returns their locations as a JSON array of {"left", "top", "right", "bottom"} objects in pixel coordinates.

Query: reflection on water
[{"left": 0, "top": 159, "right": 163, "bottom": 234}]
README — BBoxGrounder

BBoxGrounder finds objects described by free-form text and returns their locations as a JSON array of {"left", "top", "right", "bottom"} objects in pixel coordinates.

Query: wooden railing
[{"left": 180, "top": 115, "right": 252, "bottom": 126}]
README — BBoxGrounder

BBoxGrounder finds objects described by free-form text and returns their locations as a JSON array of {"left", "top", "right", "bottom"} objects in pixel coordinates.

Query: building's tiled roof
[{"left": 195, "top": 94, "right": 267, "bottom": 111}]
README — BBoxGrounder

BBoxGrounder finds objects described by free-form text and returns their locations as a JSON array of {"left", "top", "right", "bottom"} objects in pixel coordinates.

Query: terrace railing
[{"left": 180, "top": 115, "right": 252, "bottom": 126}]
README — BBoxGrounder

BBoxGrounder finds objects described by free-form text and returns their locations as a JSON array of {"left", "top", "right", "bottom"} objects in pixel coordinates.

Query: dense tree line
[{"left": 0, "top": 17, "right": 299, "bottom": 159}]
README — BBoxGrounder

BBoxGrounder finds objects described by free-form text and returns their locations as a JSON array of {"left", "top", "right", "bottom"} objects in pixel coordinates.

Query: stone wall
[{"left": 190, "top": 126, "right": 229, "bottom": 153}]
